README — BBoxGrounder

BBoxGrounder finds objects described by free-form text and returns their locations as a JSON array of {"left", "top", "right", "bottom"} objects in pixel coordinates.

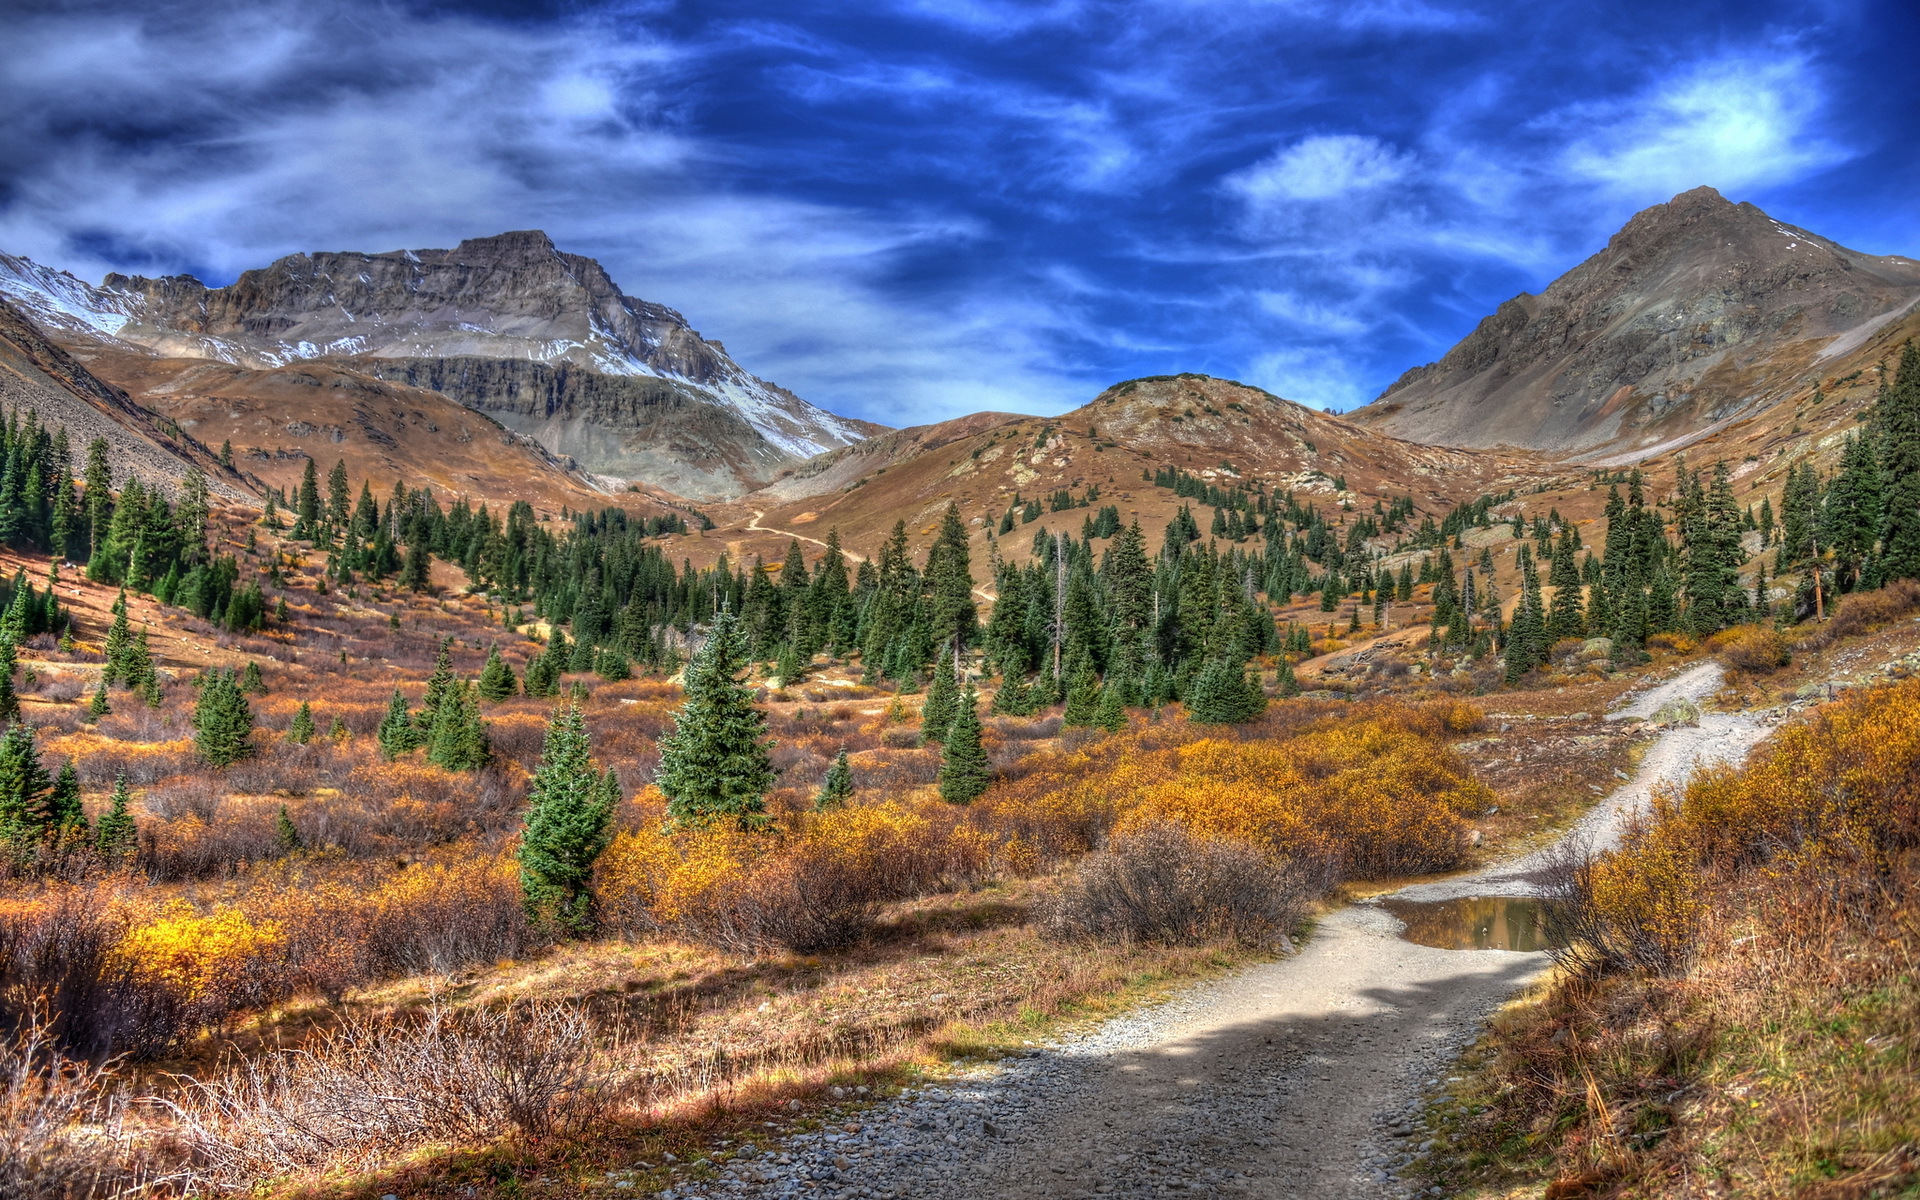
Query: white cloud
[
  {"left": 1228, "top": 134, "right": 1411, "bottom": 204},
  {"left": 0, "top": 0, "right": 1095, "bottom": 427},
  {"left": 1562, "top": 57, "right": 1848, "bottom": 197},
  {"left": 1255, "top": 291, "right": 1370, "bottom": 336}
]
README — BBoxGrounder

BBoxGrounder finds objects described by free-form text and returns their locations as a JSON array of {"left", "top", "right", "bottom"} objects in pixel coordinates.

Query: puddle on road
[{"left": 1379, "top": 896, "right": 1558, "bottom": 952}]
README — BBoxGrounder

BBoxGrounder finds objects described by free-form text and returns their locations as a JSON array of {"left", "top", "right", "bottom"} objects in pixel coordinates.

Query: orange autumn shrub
[
  {"left": 986, "top": 703, "right": 1490, "bottom": 880},
  {"left": 597, "top": 792, "right": 994, "bottom": 952},
  {"left": 1704, "top": 623, "right": 1790, "bottom": 673},
  {"left": 1551, "top": 679, "right": 1920, "bottom": 975}
]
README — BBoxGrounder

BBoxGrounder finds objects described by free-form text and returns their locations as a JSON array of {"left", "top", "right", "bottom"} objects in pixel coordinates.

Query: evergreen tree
[
  {"left": 427, "top": 682, "right": 490, "bottom": 771},
  {"left": 275, "top": 805, "right": 303, "bottom": 854},
  {"left": 192, "top": 669, "right": 255, "bottom": 766},
  {"left": 595, "top": 646, "right": 632, "bottom": 682},
  {"left": 46, "top": 759, "right": 84, "bottom": 836},
  {"left": 400, "top": 540, "right": 432, "bottom": 592},
  {"left": 518, "top": 703, "right": 620, "bottom": 935},
  {"left": 1545, "top": 526, "right": 1585, "bottom": 642},
  {"left": 377, "top": 688, "right": 421, "bottom": 759},
  {"left": 478, "top": 645, "right": 519, "bottom": 700},
  {"left": 921, "top": 651, "right": 960, "bottom": 742},
  {"left": 658, "top": 608, "right": 776, "bottom": 828},
  {"left": 84, "top": 676, "right": 110, "bottom": 723},
  {"left": 938, "top": 686, "right": 990, "bottom": 804},
  {"left": 95, "top": 772, "right": 137, "bottom": 860},
  {"left": 1093, "top": 681, "right": 1126, "bottom": 733},
  {"left": 102, "top": 590, "right": 131, "bottom": 685},
  {"left": 295, "top": 458, "right": 320, "bottom": 539},
  {"left": 924, "top": 502, "right": 978, "bottom": 654},
  {"left": 773, "top": 640, "right": 804, "bottom": 689},
  {"left": 1822, "top": 431, "right": 1884, "bottom": 592},
  {"left": 0, "top": 640, "right": 17, "bottom": 724},
  {"left": 1186, "top": 657, "right": 1265, "bottom": 723},
  {"left": 1881, "top": 344, "right": 1920, "bottom": 582},
  {"left": 1061, "top": 654, "right": 1101, "bottom": 727},
  {"left": 239, "top": 659, "right": 265, "bottom": 694},
  {"left": 815, "top": 749, "right": 854, "bottom": 810},
  {"left": 287, "top": 701, "right": 315, "bottom": 745},
  {"left": 417, "top": 639, "right": 457, "bottom": 735},
  {"left": 0, "top": 721, "right": 50, "bottom": 848}
]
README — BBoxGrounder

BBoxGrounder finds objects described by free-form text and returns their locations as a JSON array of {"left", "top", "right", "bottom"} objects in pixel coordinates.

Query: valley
[{"left": 0, "top": 184, "right": 1915, "bottom": 1200}]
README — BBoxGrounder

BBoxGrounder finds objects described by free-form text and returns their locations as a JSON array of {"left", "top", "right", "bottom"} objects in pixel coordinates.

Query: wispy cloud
[{"left": 1560, "top": 56, "right": 1849, "bottom": 197}]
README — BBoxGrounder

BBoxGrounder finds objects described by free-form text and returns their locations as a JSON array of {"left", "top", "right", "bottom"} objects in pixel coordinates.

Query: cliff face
[
  {"left": 1354, "top": 188, "right": 1920, "bottom": 455},
  {"left": 0, "top": 232, "right": 879, "bottom": 498}
]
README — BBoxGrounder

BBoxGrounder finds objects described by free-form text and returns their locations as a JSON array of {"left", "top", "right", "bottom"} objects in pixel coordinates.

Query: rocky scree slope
[
  {"left": 0, "top": 232, "right": 879, "bottom": 498},
  {"left": 1355, "top": 187, "right": 1920, "bottom": 457}
]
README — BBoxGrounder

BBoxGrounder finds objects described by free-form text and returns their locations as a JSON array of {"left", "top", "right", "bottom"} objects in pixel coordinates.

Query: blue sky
[{"left": 3, "top": 0, "right": 1915, "bottom": 427}]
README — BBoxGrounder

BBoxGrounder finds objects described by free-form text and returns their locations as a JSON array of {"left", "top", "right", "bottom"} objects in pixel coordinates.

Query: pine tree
[
  {"left": 377, "top": 688, "right": 421, "bottom": 759},
  {"left": 773, "top": 640, "right": 804, "bottom": 690},
  {"left": 1880, "top": 344, "right": 1920, "bottom": 582},
  {"left": 427, "top": 682, "right": 490, "bottom": 771},
  {"left": 595, "top": 646, "right": 632, "bottom": 681},
  {"left": 193, "top": 669, "right": 255, "bottom": 766},
  {"left": 938, "top": 686, "right": 990, "bottom": 804},
  {"left": 658, "top": 608, "right": 776, "bottom": 829},
  {"left": 239, "top": 659, "right": 265, "bottom": 694},
  {"left": 287, "top": 700, "right": 315, "bottom": 745},
  {"left": 85, "top": 676, "right": 110, "bottom": 723},
  {"left": 921, "top": 651, "right": 960, "bottom": 742},
  {"left": 275, "top": 805, "right": 303, "bottom": 854},
  {"left": 1186, "top": 657, "right": 1265, "bottom": 723},
  {"left": 1061, "top": 654, "right": 1101, "bottom": 727},
  {"left": 102, "top": 590, "right": 131, "bottom": 685},
  {"left": 295, "top": 458, "right": 320, "bottom": 539},
  {"left": 46, "top": 759, "right": 85, "bottom": 836},
  {"left": 1545, "top": 526, "right": 1585, "bottom": 642},
  {"left": 924, "top": 502, "right": 978, "bottom": 654},
  {"left": 417, "top": 639, "right": 457, "bottom": 735},
  {"left": 95, "top": 772, "right": 137, "bottom": 860},
  {"left": 400, "top": 540, "right": 432, "bottom": 592},
  {"left": 518, "top": 703, "right": 620, "bottom": 935},
  {"left": 815, "top": 749, "right": 854, "bottom": 810},
  {"left": 478, "top": 645, "right": 519, "bottom": 700},
  {"left": 1093, "top": 681, "right": 1126, "bottom": 733},
  {"left": 0, "top": 640, "right": 18, "bottom": 724},
  {"left": 0, "top": 721, "right": 51, "bottom": 848}
]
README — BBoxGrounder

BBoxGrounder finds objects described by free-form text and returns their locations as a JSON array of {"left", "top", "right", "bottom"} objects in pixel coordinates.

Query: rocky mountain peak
[
  {"left": 1355, "top": 188, "right": 1920, "bottom": 456},
  {"left": 0, "top": 233, "right": 880, "bottom": 498}
]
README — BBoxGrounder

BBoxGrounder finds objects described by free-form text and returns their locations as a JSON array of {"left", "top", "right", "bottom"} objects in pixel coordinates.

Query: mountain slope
[
  {"left": 0, "top": 295, "right": 245, "bottom": 501},
  {"left": 719, "top": 373, "right": 1553, "bottom": 566},
  {"left": 0, "top": 233, "right": 880, "bottom": 498},
  {"left": 1354, "top": 187, "right": 1920, "bottom": 456}
]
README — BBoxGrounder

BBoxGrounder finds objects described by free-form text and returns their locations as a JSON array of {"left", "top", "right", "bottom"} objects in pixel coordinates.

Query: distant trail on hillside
[
  {"left": 711, "top": 663, "right": 1769, "bottom": 1200},
  {"left": 744, "top": 510, "right": 997, "bottom": 604}
]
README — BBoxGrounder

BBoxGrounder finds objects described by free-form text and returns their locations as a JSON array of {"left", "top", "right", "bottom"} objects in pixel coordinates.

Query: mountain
[
  {"left": 721, "top": 373, "right": 1551, "bottom": 566},
  {"left": 0, "top": 295, "right": 245, "bottom": 502},
  {"left": 0, "top": 232, "right": 879, "bottom": 498},
  {"left": 1353, "top": 187, "right": 1920, "bottom": 457}
]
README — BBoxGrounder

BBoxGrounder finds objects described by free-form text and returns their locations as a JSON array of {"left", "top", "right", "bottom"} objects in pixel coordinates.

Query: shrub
[
  {"left": 1705, "top": 623, "right": 1790, "bottom": 673},
  {"left": 1038, "top": 823, "right": 1307, "bottom": 947},
  {"left": 0, "top": 1012, "right": 143, "bottom": 1198},
  {"left": 167, "top": 1003, "right": 622, "bottom": 1181},
  {"left": 1794, "top": 578, "right": 1920, "bottom": 651}
]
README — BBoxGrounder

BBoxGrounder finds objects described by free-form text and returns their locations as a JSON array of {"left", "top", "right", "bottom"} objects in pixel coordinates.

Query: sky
[{"left": 2, "top": 0, "right": 1916, "bottom": 428}]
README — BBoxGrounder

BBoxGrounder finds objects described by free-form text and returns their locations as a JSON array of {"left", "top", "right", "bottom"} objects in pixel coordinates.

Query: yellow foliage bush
[
  {"left": 1705, "top": 623, "right": 1790, "bottom": 673},
  {"left": 113, "top": 902, "right": 285, "bottom": 1004}
]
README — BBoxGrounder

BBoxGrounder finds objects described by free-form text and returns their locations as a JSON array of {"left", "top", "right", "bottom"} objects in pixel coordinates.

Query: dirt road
[{"left": 707, "top": 663, "right": 1768, "bottom": 1200}]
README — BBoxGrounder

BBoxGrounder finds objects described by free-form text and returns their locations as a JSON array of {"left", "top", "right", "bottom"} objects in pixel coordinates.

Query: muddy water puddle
[{"left": 1379, "top": 896, "right": 1557, "bottom": 952}]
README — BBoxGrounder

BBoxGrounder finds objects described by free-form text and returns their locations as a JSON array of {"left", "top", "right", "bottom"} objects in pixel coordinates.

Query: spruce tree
[
  {"left": 1545, "top": 527, "right": 1585, "bottom": 642},
  {"left": 193, "top": 669, "right": 255, "bottom": 766},
  {"left": 1880, "top": 343, "right": 1920, "bottom": 582},
  {"left": 596, "top": 646, "right": 632, "bottom": 682},
  {"left": 1187, "top": 657, "right": 1264, "bottom": 723},
  {"left": 95, "top": 772, "right": 137, "bottom": 860},
  {"left": 400, "top": 541, "right": 432, "bottom": 592},
  {"left": 938, "top": 686, "right": 990, "bottom": 804},
  {"left": 924, "top": 502, "right": 978, "bottom": 654},
  {"left": 921, "top": 651, "right": 960, "bottom": 742},
  {"left": 1093, "top": 681, "right": 1126, "bottom": 733},
  {"left": 45, "top": 759, "right": 85, "bottom": 838},
  {"left": 427, "top": 682, "right": 490, "bottom": 771},
  {"left": 773, "top": 641, "right": 804, "bottom": 690},
  {"left": 85, "top": 676, "right": 110, "bottom": 723},
  {"left": 275, "top": 805, "right": 303, "bottom": 854},
  {"left": 287, "top": 700, "right": 315, "bottom": 745},
  {"left": 377, "top": 688, "right": 420, "bottom": 759},
  {"left": 815, "top": 749, "right": 854, "bottom": 810},
  {"left": 658, "top": 608, "right": 776, "bottom": 829},
  {"left": 0, "top": 640, "right": 18, "bottom": 724},
  {"left": 239, "top": 659, "right": 265, "bottom": 695},
  {"left": 518, "top": 703, "right": 620, "bottom": 935},
  {"left": 102, "top": 590, "right": 131, "bottom": 685},
  {"left": 1061, "top": 653, "right": 1101, "bottom": 727},
  {"left": 478, "top": 645, "right": 519, "bottom": 700},
  {"left": 0, "top": 721, "right": 50, "bottom": 848}
]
